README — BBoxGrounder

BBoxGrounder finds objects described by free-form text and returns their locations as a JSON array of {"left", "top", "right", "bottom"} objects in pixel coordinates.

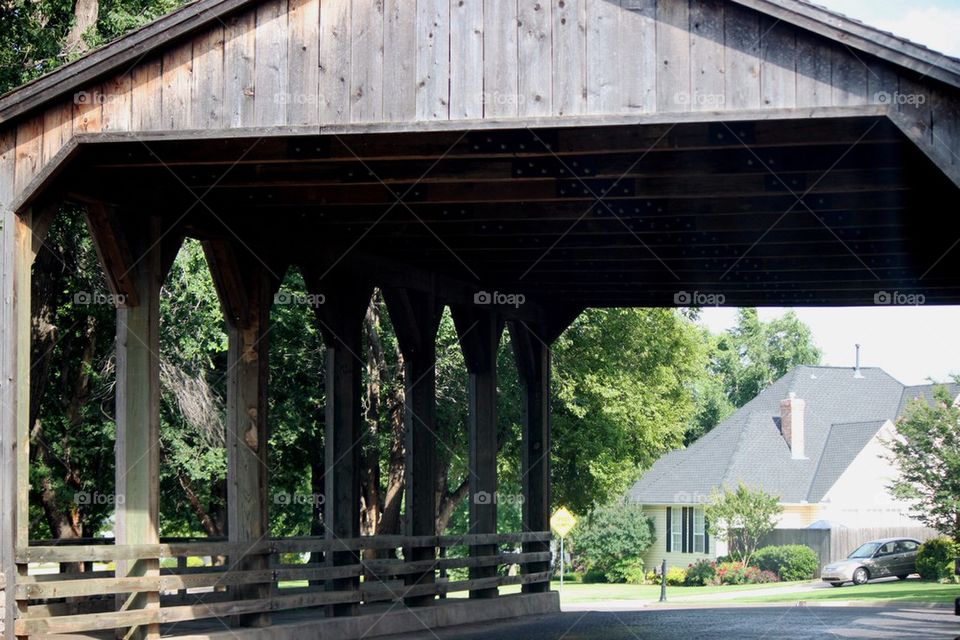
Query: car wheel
[
  {"left": 852, "top": 568, "right": 869, "bottom": 585},
  {"left": 830, "top": 582, "right": 843, "bottom": 587},
  {"left": 896, "top": 574, "right": 909, "bottom": 580}
]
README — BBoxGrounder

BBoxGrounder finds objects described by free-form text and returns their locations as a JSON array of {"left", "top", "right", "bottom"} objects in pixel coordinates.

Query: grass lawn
[
  {"left": 712, "top": 580, "right": 960, "bottom": 605},
  {"left": 455, "top": 580, "right": 812, "bottom": 602}
]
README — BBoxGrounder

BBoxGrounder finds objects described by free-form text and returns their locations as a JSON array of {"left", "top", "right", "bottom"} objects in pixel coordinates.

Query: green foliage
[
  {"left": 686, "top": 309, "right": 821, "bottom": 443},
  {"left": 705, "top": 483, "right": 783, "bottom": 567},
  {"left": 916, "top": 537, "right": 959, "bottom": 582},
  {"left": 571, "top": 503, "right": 654, "bottom": 583},
  {"left": 665, "top": 566, "right": 687, "bottom": 586},
  {"left": 886, "top": 385, "right": 960, "bottom": 540},
  {"left": 684, "top": 558, "right": 718, "bottom": 586},
  {"left": 752, "top": 545, "right": 819, "bottom": 581},
  {"left": 610, "top": 558, "right": 647, "bottom": 585},
  {"left": 553, "top": 308, "right": 707, "bottom": 512}
]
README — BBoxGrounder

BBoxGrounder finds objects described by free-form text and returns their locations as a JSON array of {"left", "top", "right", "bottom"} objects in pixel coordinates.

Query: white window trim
[
  {"left": 693, "top": 508, "right": 705, "bottom": 554},
  {"left": 671, "top": 508, "right": 682, "bottom": 552}
]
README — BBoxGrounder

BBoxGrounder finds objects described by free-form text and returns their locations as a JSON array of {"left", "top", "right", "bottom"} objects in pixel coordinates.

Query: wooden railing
[{"left": 12, "top": 532, "right": 552, "bottom": 637}]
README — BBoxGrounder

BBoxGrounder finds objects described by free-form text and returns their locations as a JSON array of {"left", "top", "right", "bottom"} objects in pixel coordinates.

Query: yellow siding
[{"left": 640, "top": 505, "right": 714, "bottom": 573}]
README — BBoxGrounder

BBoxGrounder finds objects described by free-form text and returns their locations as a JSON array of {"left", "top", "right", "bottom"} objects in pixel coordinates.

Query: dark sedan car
[{"left": 821, "top": 538, "right": 921, "bottom": 587}]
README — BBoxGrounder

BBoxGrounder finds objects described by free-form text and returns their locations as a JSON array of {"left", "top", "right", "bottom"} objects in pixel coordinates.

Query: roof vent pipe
[{"left": 854, "top": 344, "right": 864, "bottom": 378}]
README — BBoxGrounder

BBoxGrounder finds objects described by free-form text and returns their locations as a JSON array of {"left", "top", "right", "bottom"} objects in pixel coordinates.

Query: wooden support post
[
  {"left": 383, "top": 288, "right": 443, "bottom": 607},
  {"left": 108, "top": 214, "right": 179, "bottom": 640},
  {"left": 451, "top": 306, "right": 503, "bottom": 599},
  {"left": 306, "top": 274, "right": 371, "bottom": 617},
  {"left": 203, "top": 239, "right": 281, "bottom": 628},
  {"left": 509, "top": 307, "right": 581, "bottom": 594},
  {"left": 0, "top": 201, "right": 46, "bottom": 639}
]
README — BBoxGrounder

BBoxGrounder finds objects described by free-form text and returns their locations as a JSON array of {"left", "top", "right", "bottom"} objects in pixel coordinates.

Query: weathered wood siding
[{"left": 2, "top": 0, "right": 960, "bottom": 208}]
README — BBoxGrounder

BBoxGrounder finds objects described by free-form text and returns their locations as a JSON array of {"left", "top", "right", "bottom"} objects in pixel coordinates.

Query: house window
[
  {"left": 694, "top": 508, "right": 705, "bottom": 553},
  {"left": 671, "top": 508, "right": 682, "bottom": 551}
]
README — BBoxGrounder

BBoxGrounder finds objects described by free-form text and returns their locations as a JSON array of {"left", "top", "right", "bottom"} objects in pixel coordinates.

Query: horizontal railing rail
[{"left": 13, "top": 531, "right": 553, "bottom": 637}]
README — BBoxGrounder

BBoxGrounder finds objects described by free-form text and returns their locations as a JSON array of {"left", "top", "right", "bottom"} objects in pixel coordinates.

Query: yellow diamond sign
[{"left": 551, "top": 507, "right": 577, "bottom": 538}]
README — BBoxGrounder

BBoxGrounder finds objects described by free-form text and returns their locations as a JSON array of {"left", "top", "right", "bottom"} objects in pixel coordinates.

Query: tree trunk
[{"left": 63, "top": 0, "right": 99, "bottom": 54}]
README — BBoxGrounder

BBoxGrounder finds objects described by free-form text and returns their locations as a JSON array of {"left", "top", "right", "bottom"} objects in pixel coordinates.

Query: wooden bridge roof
[{"left": 1, "top": 0, "right": 959, "bottom": 308}]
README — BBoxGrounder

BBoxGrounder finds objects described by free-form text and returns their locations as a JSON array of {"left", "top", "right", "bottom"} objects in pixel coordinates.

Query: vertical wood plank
[
  {"left": 161, "top": 41, "right": 193, "bottom": 130},
  {"left": 795, "top": 32, "right": 831, "bottom": 108},
  {"left": 41, "top": 103, "right": 73, "bottom": 166},
  {"left": 830, "top": 44, "right": 868, "bottom": 106},
  {"left": 585, "top": 0, "right": 619, "bottom": 114},
  {"left": 866, "top": 59, "right": 898, "bottom": 108},
  {"left": 518, "top": 0, "right": 552, "bottom": 117},
  {"left": 72, "top": 84, "right": 103, "bottom": 135},
  {"left": 620, "top": 0, "right": 657, "bottom": 114},
  {"left": 483, "top": 0, "right": 518, "bottom": 118},
  {"left": 131, "top": 59, "right": 163, "bottom": 131},
  {"left": 190, "top": 27, "right": 225, "bottom": 129},
  {"left": 384, "top": 0, "right": 417, "bottom": 121},
  {"left": 688, "top": 0, "right": 724, "bottom": 112},
  {"left": 552, "top": 0, "right": 586, "bottom": 117},
  {"left": 760, "top": 18, "right": 796, "bottom": 109},
  {"left": 899, "top": 74, "right": 933, "bottom": 147},
  {"left": 254, "top": 0, "right": 290, "bottom": 126},
  {"left": 14, "top": 116, "right": 42, "bottom": 197},
  {"left": 320, "top": 0, "right": 352, "bottom": 124},
  {"left": 416, "top": 0, "right": 450, "bottom": 120},
  {"left": 286, "top": 0, "right": 320, "bottom": 125},
  {"left": 224, "top": 10, "right": 257, "bottom": 128},
  {"left": 450, "top": 0, "right": 484, "bottom": 119},
  {"left": 351, "top": 0, "right": 384, "bottom": 122},
  {"left": 930, "top": 88, "right": 960, "bottom": 167},
  {"left": 656, "top": 0, "right": 690, "bottom": 113},
  {"left": 101, "top": 73, "right": 132, "bottom": 131},
  {"left": 723, "top": 2, "right": 761, "bottom": 110}
]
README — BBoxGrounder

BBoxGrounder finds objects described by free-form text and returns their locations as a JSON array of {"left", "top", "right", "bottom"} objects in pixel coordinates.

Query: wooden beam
[
  {"left": 382, "top": 287, "right": 443, "bottom": 606},
  {"left": 508, "top": 308, "right": 580, "bottom": 594},
  {"left": 450, "top": 305, "right": 503, "bottom": 599},
  {"left": 304, "top": 270, "right": 372, "bottom": 618},
  {"left": 83, "top": 204, "right": 141, "bottom": 308},
  {"left": 204, "top": 238, "right": 283, "bottom": 628},
  {"left": 113, "top": 215, "right": 171, "bottom": 640}
]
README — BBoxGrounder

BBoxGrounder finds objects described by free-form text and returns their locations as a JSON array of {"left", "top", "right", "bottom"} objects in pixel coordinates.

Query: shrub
[
  {"left": 608, "top": 558, "right": 646, "bottom": 585},
  {"left": 753, "top": 545, "right": 819, "bottom": 581},
  {"left": 646, "top": 569, "right": 660, "bottom": 585},
  {"left": 571, "top": 503, "right": 654, "bottom": 583},
  {"left": 715, "top": 561, "right": 751, "bottom": 585},
  {"left": 665, "top": 566, "right": 687, "bottom": 586},
  {"left": 916, "top": 537, "right": 958, "bottom": 582},
  {"left": 753, "top": 569, "right": 780, "bottom": 584},
  {"left": 581, "top": 569, "right": 609, "bottom": 583},
  {"left": 685, "top": 559, "right": 718, "bottom": 586}
]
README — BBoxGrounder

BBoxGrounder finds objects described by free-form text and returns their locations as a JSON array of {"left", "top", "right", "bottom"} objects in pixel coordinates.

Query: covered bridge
[{"left": 1, "top": 0, "right": 959, "bottom": 637}]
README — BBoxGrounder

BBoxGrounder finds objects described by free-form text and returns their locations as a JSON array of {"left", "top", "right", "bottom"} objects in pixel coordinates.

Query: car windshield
[{"left": 848, "top": 542, "right": 881, "bottom": 558}]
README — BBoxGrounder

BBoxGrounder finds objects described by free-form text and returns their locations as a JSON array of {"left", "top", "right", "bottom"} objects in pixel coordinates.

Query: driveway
[{"left": 383, "top": 605, "right": 960, "bottom": 639}]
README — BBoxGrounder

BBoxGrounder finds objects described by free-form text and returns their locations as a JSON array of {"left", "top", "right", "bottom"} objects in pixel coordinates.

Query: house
[{"left": 627, "top": 365, "right": 956, "bottom": 569}]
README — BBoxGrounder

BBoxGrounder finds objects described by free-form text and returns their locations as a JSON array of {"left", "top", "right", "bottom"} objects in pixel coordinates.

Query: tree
[
  {"left": 885, "top": 384, "right": 960, "bottom": 540},
  {"left": 552, "top": 308, "right": 707, "bottom": 513},
  {"left": 686, "top": 309, "right": 821, "bottom": 443},
  {"left": 571, "top": 502, "right": 654, "bottom": 583},
  {"left": 705, "top": 483, "right": 783, "bottom": 566}
]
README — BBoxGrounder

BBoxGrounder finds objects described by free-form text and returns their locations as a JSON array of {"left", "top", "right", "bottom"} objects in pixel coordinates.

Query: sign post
[{"left": 550, "top": 507, "right": 577, "bottom": 590}]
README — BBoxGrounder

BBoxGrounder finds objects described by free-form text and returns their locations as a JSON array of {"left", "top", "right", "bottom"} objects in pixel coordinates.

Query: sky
[
  {"left": 816, "top": 0, "right": 960, "bottom": 57},
  {"left": 696, "top": 2, "right": 960, "bottom": 386}
]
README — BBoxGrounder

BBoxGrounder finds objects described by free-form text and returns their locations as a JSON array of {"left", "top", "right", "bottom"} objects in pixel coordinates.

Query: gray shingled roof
[{"left": 628, "top": 366, "right": 958, "bottom": 505}]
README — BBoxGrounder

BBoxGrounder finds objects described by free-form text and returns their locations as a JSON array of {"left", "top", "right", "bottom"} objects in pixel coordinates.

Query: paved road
[{"left": 385, "top": 605, "right": 960, "bottom": 639}]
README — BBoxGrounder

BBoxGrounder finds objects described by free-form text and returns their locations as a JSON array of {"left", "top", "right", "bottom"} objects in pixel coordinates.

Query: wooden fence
[
  {"left": 754, "top": 526, "right": 940, "bottom": 576},
  {"left": 12, "top": 531, "right": 551, "bottom": 637}
]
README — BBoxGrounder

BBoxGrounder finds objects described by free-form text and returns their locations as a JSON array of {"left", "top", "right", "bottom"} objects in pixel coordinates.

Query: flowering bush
[{"left": 685, "top": 558, "right": 718, "bottom": 586}]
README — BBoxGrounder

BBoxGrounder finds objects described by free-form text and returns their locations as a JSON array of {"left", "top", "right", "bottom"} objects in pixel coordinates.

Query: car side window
[
  {"left": 879, "top": 542, "right": 896, "bottom": 555},
  {"left": 898, "top": 540, "right": 918, "bottom": 552}
]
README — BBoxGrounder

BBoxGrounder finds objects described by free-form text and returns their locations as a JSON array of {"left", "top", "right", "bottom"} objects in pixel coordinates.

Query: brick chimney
[{"left": 780, "top": 392, "right": 806, "bottom": 459}]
